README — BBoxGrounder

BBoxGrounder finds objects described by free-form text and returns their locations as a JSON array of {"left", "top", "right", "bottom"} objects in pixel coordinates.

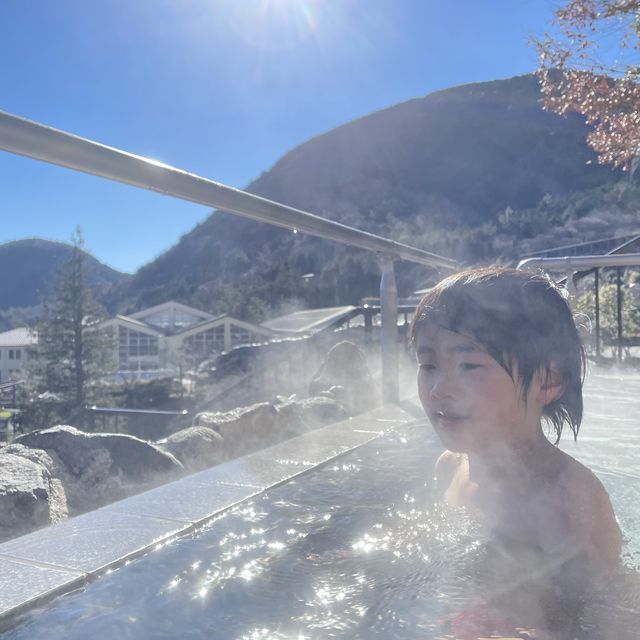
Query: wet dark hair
[{"left": 409, "top": 266, "right": 585, "bottom": 443}]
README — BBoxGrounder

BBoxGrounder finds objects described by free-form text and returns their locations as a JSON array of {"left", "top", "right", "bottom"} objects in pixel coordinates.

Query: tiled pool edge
[{"left": 0, "top": 403, "right": 415, "bottom": 628}]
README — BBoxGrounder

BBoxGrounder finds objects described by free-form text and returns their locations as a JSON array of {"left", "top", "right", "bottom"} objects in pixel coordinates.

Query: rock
[
  {"left": 296, "top": 395, "right": 351, "bottom": 426},
  {"left": 5, "top": 443, "right": 60, "bottom": 478},
  {"left": 157, "top": 426, "right": 226, "bottom": 473},
  {"left": 193, "top": 403, "right": 280, "bottom": 457},
  {"left": 272, "top": 401, "right": 309, "bottom": 439},
  {"left": 16, "top": 425, "right": 183, "bottom": 512},
  {"left": 0, "top": 448, "right": 68, "bottom": 542},
  {"left": 192, "top": 394, "right": 351, "bottom": 458},
  {"left": 309, "top": 341, "right": 378, "bottom": 413},
  {"left": 274, "top": 396, "right": 349, "bottom": 435}
]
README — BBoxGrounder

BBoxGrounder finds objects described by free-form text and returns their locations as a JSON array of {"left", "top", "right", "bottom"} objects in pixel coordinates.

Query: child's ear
[{"left": 535, "top": 365, "right": 565, "bottom": 406}]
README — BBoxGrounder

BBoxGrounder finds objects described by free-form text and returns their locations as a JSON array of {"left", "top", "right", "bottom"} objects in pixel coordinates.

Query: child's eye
[
  {"left": 419, "top": 364, "right": 436, "bottom": 372},
  {"left": 461, "top": 363, "right": 483, "bottom": 371}
]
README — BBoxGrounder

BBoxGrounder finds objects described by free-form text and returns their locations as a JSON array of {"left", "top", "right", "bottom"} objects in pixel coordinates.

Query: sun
[{"left": 227, "top": 0, "right": 322, "bottom": 53}]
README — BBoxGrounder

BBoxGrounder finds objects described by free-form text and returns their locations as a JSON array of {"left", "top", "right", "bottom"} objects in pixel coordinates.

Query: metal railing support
[
  {"left": 380, "top": 256, "right": 399, "bottom": 403},
  {"left": 595, "top": 268, "right": 601, "bottom": 360},
  {"left": 616, "top": 266, "right": 623, "bottom": 362}
]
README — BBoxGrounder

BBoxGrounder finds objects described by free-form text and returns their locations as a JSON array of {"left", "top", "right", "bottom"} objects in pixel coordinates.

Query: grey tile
[
  {"left": 184, "top": 456, "right": 311, "bottom": 489},
  {"left": 0, "top": 557, "right": 85, "bottom": 619},
  {"left": 344, "top": 404, "right": 415, "bottom": 432},
  {"left": 0, "top": 509, "right": 186, "bottom": 575},
  {"left": 324, "top": 412, "right": 383, "bottom": 434},
  {"left": 336, "top": 403, "right": 415, "bottom": 433},
  {"left": 242, "top": 404, "right": 414, "bottom": 467},
  {"left": 252, "top": 433, "right": 351, "bottom": 467},
  {"left": 109, "top": 479, "right": 257, "bottom": 523},
  {"left": 366, "top": 403, "right": 415, "bottom": 424},
  {"left": 306, "top": 423, "right": 380, "bottom": 448}
]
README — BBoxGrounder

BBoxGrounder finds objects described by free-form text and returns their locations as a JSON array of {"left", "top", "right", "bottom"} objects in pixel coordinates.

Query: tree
[
  {"left": 533, "top": 1, "right": 640, "bottom": 169},
  {"left": 24, "top": 229, "right": 112, "bottom": 428}
]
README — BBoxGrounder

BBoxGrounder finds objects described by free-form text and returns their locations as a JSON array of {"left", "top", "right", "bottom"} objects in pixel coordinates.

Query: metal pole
[
  {"left": 594, "top": 268, "right": 601, "bottom": 360},
  {"left": 363, "top": 308, "right": 373, "bottom": 343},
  {"left": 565, "top": 270, "right": 576, "bottom": 296},
  {"left": 616, "top": 267, "right": 623, "bottom": 362},
  {"left": 380, "top": 256, "right": 399, "bottom": 403}
]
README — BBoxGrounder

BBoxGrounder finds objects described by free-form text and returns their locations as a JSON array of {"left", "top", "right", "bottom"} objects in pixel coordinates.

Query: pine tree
[{"left": 24, "top": 229, "right": 112, "bottom": 428}]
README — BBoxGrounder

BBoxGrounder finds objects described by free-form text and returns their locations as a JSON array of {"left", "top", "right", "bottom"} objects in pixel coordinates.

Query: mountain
[
  {"left": 110, "top": 74, "right": 633, "bottom": 320},
  {"left": 0, "top": 239, "right": 130, "bottom": 330},
  {"left": 246, "top": 74, "right": 616, "bottom": 225}
]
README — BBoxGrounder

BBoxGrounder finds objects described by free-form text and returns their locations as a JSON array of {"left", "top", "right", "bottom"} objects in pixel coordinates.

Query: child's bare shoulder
[{"left": 555, "top": 450, "right": 621, "bottom": 568}]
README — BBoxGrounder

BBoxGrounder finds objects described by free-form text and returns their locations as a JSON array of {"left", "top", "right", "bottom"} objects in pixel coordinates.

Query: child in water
[{"left": 410, "top": 267, "right": 621, "bottom": 633}]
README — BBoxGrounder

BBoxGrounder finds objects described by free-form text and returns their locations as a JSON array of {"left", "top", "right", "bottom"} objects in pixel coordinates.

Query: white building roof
[
  {"left": 100, "top": 315, "right": 164, "bottom": 337},
  {"left": 174, "top": 314, "right": 274, "bottom": 339},
  {"left": 262, "top": 306, "right": 358, "bottom": 334},
  {"left": 0, "top": 327, "right": 37, "bottom": 347}
]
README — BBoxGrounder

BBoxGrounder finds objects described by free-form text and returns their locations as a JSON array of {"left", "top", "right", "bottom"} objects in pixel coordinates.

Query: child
[{"left": 409, "top": 267, "right": 621, "bottom": 628}]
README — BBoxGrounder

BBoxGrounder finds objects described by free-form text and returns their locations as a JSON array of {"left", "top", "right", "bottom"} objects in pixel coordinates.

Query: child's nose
[{"left": 429, "top": 370, "right": 456, "bottom": 399}]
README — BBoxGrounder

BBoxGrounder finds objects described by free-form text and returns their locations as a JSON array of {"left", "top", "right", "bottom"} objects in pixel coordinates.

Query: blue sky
[{"left": 0, "top": 0, "right": 554, "bottom": 273}]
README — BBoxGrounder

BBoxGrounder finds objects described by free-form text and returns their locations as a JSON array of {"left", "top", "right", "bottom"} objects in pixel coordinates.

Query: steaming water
[{"left": 4, "top": 369, "right": 640, "bottom": 639}]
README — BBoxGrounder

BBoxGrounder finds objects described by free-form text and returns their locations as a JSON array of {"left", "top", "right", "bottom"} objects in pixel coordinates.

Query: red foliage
[{"left": 533, "top": 0, "right": 640, "bottom": 169}]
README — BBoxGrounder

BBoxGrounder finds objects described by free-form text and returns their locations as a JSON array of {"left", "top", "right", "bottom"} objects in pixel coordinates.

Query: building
[
  {"left": 0, "top": 327, "right": 36, "bottom": 383},
  {"left": 101, "top": 300, "right": 275, "bottom": 376}
]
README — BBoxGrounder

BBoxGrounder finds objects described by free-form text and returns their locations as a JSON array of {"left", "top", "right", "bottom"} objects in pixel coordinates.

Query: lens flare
[{"left": 228, "top": 0, "right": 323, "bottom": 53}]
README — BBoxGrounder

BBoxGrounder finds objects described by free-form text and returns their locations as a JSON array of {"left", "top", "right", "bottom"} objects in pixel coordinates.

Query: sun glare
[{"left": 228, "top": 0, "right": 322, "bottom": 52}]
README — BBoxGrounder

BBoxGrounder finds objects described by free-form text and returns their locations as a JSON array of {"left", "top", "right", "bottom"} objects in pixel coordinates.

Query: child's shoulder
[{"left": 553, "top": 448, "right": 622, "bottom": 569}]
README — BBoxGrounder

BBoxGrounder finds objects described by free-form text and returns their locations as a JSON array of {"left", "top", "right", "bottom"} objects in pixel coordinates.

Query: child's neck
[{"left": 466, "top": 426, "right": 551, "bottom": 485}]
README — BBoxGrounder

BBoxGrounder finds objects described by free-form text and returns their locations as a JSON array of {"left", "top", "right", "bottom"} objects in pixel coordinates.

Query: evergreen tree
[{"left": 23, "top": 229, "right": 112, "bottom": 428}]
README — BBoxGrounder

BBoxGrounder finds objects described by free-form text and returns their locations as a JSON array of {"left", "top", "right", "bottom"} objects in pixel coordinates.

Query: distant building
[
  {"left": 101, "top": 300, "right": 275, "bottom": 376},
  {"left": 0, "top": 327, "right": 37, "bottom": 383}
]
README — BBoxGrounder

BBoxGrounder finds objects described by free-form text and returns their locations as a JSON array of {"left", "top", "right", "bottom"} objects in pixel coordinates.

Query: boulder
[
  {"left": 309, "top": 341, "right": 378, "bottom": 413},
  {"left": 16, "top": 425, "right": 183, "bottom": 512},
  {"left": 274, "top": 395, "right": 350, "bottom": 435},
  {"left": 192, "top": 394, "right": 351, "bottom": 458},
  {"left": 0, "top": 447, "right": 68, "bottom": 542},
  {"left": 272, "top": 401, "right": 309, "bottom": 439},
  {"left": 193, "top": 402, "right": 281, "bottom": 457},
  {"left": 157, "top": 426, "right": 226, "bottom": 473}
]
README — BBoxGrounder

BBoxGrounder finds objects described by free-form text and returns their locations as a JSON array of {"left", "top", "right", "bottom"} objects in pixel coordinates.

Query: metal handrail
[
  {"left": 0, "top": 111, "right": 457, "bottom": 271},
  {"left": 518, "top": 254, "right": 640, "bottom": 270}
]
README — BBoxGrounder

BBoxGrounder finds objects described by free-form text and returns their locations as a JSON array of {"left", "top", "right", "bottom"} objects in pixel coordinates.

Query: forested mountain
[
  {"left": 0, "top": 239, "right": 129, "bottom": 331},
  {"left": 6, "top": 74, "right": 640, "bottom": 327},
  {"left": 109, "top": 74, "right": 633, "bottom": 321}
]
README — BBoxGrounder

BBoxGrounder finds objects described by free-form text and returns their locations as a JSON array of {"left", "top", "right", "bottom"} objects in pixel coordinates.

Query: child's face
[{"left": 415, "top": 324, "right": 540, "bottom": 454}]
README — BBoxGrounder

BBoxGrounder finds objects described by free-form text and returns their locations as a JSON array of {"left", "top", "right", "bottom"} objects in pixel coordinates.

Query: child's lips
[{"left": 432, "top": 410, "right": 467, "bottom": 428}]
